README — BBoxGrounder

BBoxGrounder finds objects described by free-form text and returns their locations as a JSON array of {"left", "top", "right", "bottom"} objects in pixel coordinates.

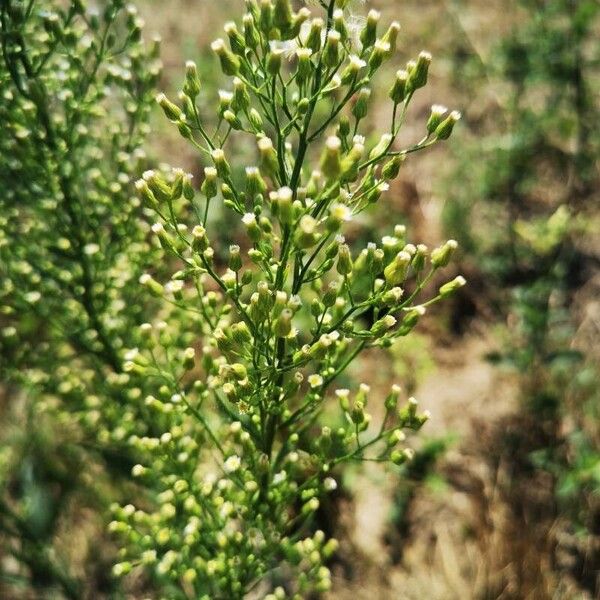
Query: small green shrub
[
  {"left": 109, "top": 1, "right": 462, "bottom": 597},
  {"left": 1, "top": 0, "right": 463, "bottom": 597}
]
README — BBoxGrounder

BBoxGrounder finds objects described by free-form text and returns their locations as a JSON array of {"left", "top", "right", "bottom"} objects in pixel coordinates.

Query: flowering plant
[
  {"left": 0, "top": 0, "right": 159, "bottom": 594},
  {"left": 111, "top": 0, "right": 463, "bottom": 597},
  {"left": 1, "top": 0, "right": 463, "bottom": 597}
]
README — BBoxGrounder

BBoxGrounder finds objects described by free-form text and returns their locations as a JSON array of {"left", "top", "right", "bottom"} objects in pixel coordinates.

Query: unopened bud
[
  {"left": 389, "top": 69, "right": 409, "bottom": 104},
  {"left": 360, "top": 9, "right": 380, "bottom": 49},
  {"left": 384, "top": 251, "right": 411, "bottom": 285},
  {"left": 430, "top": 239, "right": 458, "bottom": 268},
  {"left": 320, "top": 136, "right": 342, "bottom": 180},
  {"left": 211, "top": 149, "right": 231, "bottom": 179},
  {"left": 156, "top": 93, "right": 182, "bottom": 121},
  {"left": 435, "top": 110, "right": 461, "bottom": 140},
  {"left": 336, "top": 244, "right": 353, "bottom": 276},
  {"left": 197, "top": 174, "right": 216, "bottom": 209},
  {"left": 408, "top": 51, "right": 431, "bottom": 91},
  {"left": 352, "top": 87, "right": 371, "bottom": 121},
  {"left": 211, "top": 38, "right": 240, "bottom": 76},
  {"left": 427, "top": 104, "right": 448, "bottom": 135},
  {"left": 184, "top": 61, "right": 201, "bottom": 98},
  {"left": 439, "top": 275, "right": 466, "bottom": 297}
]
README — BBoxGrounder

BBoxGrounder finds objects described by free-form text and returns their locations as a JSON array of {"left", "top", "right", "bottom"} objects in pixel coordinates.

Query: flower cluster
[
  {"left": 109, "top": 0, "right": 464, "bottom": 597},
  {"left": 0, "top": 0, "right": 160, "bottom": 593}
]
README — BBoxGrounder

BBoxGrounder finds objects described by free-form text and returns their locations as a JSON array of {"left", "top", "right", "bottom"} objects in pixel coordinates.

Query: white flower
[
  {"left": 165, "top": 280, "right": 184, "bottom": 294},
  {"left": 324, "top": 477, "right": 338, "bottom": 491},
  {"left": 224, "top": 455, "right": 241, "bottom": 473},
  {"left": 308, "top": 374, "right": 324, "bottom": 389}
]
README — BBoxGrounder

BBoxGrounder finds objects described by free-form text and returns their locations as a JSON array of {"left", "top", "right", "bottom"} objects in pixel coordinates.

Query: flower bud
[
  {"left": 259, "top": 0, "right": 272, "bottom": 34},
  {"left": 231, "top": 321, "right": 252, "bottom": 345},
  {"left": 366, "top": 182, "right": 389, "bottom": 204},
  {"left": 224, "top": 109, "right": 243, "bottom": 130},
  {"left": 331, "top": 9, "right": 347, "bottom": 39},
  {"left": 336, "top": 244, "right": 353, "bottom": 276},
  {"left": 218, "top": 90, "right": 233, "bottom": 115},
  {"left": 322, "top": 281, "right": 340, "bottom": 307},
  {"left": 341, "top": 55, "right": 366, "bottom": 85},
  {"left": 295, "top": 48, "right": 313, "bottom": 85},
  {"left": 369, "top": 133, "right": 393, "bottom": 159},
  {"left": 229, "top": 245, "right": 242, "bottom": 271},
  {"left": 352, "top": 87, "right": 371, "bottom": 121},
  {"left": 382, "top": 21, "right": 401, "bottom": 55},
  {"left": 274, "top": 308, "right": 293, "bottom": 338},
  {"left": 232, "top": 77, "right": 251, "bottom": 112},
  {"left": 201, "top": 167, "right": 219, "bottom": 200},
  {"left": 245, "top": 167, "right": 267, "bottom": 199},
  {"left": 397, "top": 306, "right": 425, "bottom": 336},
  {"left": 183, "top": 173, "right": 195, "bottom": 200},
  {"left": 302, "top": 498, "right": 319, "bottom": 516},
  {"left": 368, "top": 39, "right": 391, "bottom": 75},
  {"left": 371, "top": 248, "right": 385, "bottom": 275},
  {"left": 273, "top": 290, "right": 288, "bottom": 316},
  {"left": 191, "top": 225, "right": 209, "bottom": 252},
  {"left": 306, "top": 18, "right": 323, "bottom": 53},
  {"left": 211, "top": 38, "right": 240, "bottom": 76},
  {"left": 177, "top": 118, "right": 192, "bottom": 139},
  {"left": 306, "top": 169, "right": 322, "bottom": 198},
  {"left": 323, "top": 30, "right": 342, "bottom": 69},
  {"left": 384, "top": 384, "right": 402, "bottom": 411},
  {"left": 370, "top": 314, "right": 396, "bottom": 336},
  {"left": 224, "top": 21, "right": 245, "bottom": 56},
  {"left": 243, "top": 13, "right": 260, "bottom": 49},
  {"left": 273, "top": 0, "right": 292, "bottom": 34},
  {"left": 258, "top": 136, "right": 279, "bottom": 177},
  {"left": 439, "top": 275, "right": 466, "bottom": 297},
  {"left": 242, "top": 212, "right": 262, "bottom": 242},
  {"left": 430, "top": 239, "right": 458, "bottom": 268},
  {"left": 408, "top": 51, "right": 431, "bottom": 91},
  {"left": 382, "top": 286, "right": 404, "bottom": 305},
  {"left": 326, "top": 203, "right": 351, "bottom": 232},
  {"left": 351, "top": 400, "right": 365, "bottom": 424},
  {"left": 184, "top": 61, "right": 201, "bottom": 98},
  {"left": 143, "top": 169, "right": 172, "bottom": 202},
  {"left": 248, "top": 108, "right": 264, "bottom": 131},
  {"left": 382, "top": 154, "right": 405, "bottom": 180},
  {"left": 183, "top": 347, "right": 196, "bottom": 370},
  {"left": 320, "top": 136, "right": 342, "bottom": 180},
  {"left": 360, "top": 9, "right": 380, "bottom": 49},
  {"left": 276, "top": 186, "right": 294, "bottom": 226},
  {"left": 427, "top": 104, "right": 448, "bottom": 135},
  {"left": 267, "top": 47, "right": 284, "bottom": 75},
  {"left": 135, "top": 179, "right": 158, "bottom": 209},
  {"left": 140, "top": 273, "right": 164, "bottom": 296},
  {"left": 389, "top": 69, "right": 409, "bottom": 104},
  {"left": 384, "top": 251, "right": 411, "bottom": 286},
  {"left": 289, "top": 8, "right": 310, "bottom": 39},
  {"left": 340, "top": 142, "right": 364, "bottom": 183},
  {"left": 391, "top": 448, "right": 413, "bottom": 465},
  {"left": 211, "top": 149, "right": 231, "bottom": 179},
  {"left": 435, "top": 110, "right": 461, "bottom": 140},
  {"left": 156, "top": 93, "right": 182, "bottom": 121}
]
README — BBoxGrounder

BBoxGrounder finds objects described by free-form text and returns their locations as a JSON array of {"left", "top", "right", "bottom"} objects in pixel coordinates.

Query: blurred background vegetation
[{"left": 1, "top": 0, "right": 598, "bottom": 598}]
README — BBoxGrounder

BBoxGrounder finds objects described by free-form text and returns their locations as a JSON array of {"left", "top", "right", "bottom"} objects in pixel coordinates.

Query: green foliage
[
  {"left": 0, "top": 0, "right": 464, "bottom": 597},
  {"left": 105, "top": 1, "right": 463, "bottom": 597},
  {"left": 0, "top": 0, "right": 159, "bottom": 594}
]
